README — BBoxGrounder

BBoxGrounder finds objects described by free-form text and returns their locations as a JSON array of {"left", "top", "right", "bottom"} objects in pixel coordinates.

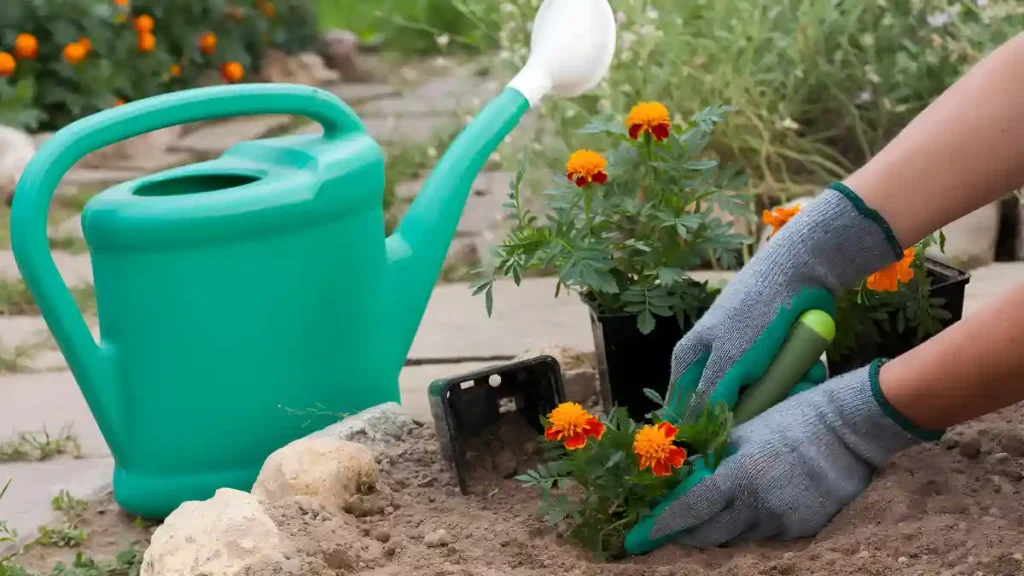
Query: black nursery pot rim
[{"left": 924, "top": 257, "right": 971, "bottom": 288}]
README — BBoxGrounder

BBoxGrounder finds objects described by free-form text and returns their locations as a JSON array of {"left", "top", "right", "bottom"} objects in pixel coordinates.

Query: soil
[{"left": 15, "top": 404, "right": 1024, "bottom": 576}]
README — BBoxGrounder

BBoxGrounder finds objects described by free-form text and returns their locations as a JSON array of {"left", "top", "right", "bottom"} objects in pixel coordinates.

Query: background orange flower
[
  {"left": 625, "top": 102, "right": 671, "bottom": 141},
  {"left": 633, "top": 422, "right": 686, "bottom": 476},
  {"left": 565, "top": 149, "right": 608, "bottom": 187},
  {"left": 133, "top": 14, "right": 154, "bottom": 34},
  {"left": 63, "top": 42, "right": 87, "bottom": 64},
  {"left": 544, "top": 402, "right": 605, "bottom": 450},
  {"left": 198, "top": 32, "right": 217, "bottom": 55},
  {"left": 220, "top": 61, "right": 244, "bottom": 83},
  {"left": 170, "top": 63, "right": 182, "bottom": 77},
  {"left": 0, "top": 53, "right": 15, "bottom": 77},
  {"left": 13, "top": 34, "right": 38, "bottom": 59},
  {"left": 867, "top": 247, "right": 916, "bottom": 292},
  {"left": 138, "top": 32, "right": 156, "bottom": 52},
  {"left": 78, "top": 37, "right": 93, "bottom": 55},
  {"left": 762, "top": 204, "right": 801, "bottom": 237}
]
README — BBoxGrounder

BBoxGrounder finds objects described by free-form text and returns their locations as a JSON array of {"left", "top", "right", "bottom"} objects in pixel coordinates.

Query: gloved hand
[
  {"left": 661, "top": 183, "right": 903, "bottom": 421},
  {"left": 626, "top": 361, "right": 943, "bottom": 552}
]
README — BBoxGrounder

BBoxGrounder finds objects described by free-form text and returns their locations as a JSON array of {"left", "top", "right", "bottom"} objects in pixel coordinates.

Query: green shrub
[
  {"left": 493, "top": 0, "right": 1022, "bottom": 200},
  {"left": 0, "top": 0, "right": 319, "bottom": 132}
]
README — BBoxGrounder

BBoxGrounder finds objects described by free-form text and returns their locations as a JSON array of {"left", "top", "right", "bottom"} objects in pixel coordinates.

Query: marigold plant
[
  {"left": 518, "top": 392, "right": 732, "bottom": 560},
  {"left": 473, "top": 103, "right": 753, "bottom": 334}
]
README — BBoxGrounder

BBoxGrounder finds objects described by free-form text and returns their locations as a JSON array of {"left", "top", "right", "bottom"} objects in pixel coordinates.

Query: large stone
[
  {"left": 259, "top": 49, "right": 340, "bottom": 85},
  {"left": 322, "top": 29, "right": 372, "bottom": 81},
  {"left": 141, "top": 488, "right": 296, "bottom": 576},
  {"left": 927, "top": 201, "right": 999, "bottom": 270},
  {"left": 171, "top": 115, "right": 294, "bottom": 155},
  {"left": 0, "top": 125, "right": 36, "bottom": 204},
  {"left": 252, "top": 437, "right": 377, "bottom": 511},
  {"left": 310, "top": 403, "right": 420, "bottom": 447},
  {"left": 72, "top": 125, "right": 184, "bottom": 170}
]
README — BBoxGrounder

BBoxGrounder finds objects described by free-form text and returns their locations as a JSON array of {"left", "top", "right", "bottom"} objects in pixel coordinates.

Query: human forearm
[
  {"left": 881, "top": 283, "right": 1024, "bottom": 431},
  {"left": 845, "top": 32, "right": 1024, "bottom": 248}
]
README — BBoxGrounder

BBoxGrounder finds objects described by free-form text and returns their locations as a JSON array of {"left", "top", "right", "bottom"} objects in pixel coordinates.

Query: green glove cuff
[
  {"left": 826, "top": 182, "right": 903, "bottom": 260},
  {"left": 868, "top": 358, "right": 945, "bottom": 442}
]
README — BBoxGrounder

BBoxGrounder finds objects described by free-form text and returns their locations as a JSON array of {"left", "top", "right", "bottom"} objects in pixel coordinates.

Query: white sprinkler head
[{"left": 507, "top": 0, "right": 616, "bottom": 107}]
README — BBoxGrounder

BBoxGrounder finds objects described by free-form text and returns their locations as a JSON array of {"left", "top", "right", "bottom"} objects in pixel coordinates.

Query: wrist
[{"left": 871, "top": 358, "right": 946, "bottom": 442}]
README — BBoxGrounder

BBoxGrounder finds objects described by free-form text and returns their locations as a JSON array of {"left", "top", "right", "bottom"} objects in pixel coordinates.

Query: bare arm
[
  {"left": 846, "top": 32, "right": 1024, "bottom": 248},
  {"left": 882, "top": 284, "right": 1024, "bottom": 430}
]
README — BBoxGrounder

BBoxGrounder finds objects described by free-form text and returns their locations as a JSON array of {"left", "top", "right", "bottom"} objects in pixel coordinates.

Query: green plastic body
[
  {"left": 10, "top": 83, "right": 529, "bottom": 518},
  {"left": 732, "top": 310, "right": 836, "bottom": 424}
]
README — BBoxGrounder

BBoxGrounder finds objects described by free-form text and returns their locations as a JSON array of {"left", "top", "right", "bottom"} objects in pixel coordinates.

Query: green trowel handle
[{"left": 732, "top": 310, "right": 835, "bottom": 425}]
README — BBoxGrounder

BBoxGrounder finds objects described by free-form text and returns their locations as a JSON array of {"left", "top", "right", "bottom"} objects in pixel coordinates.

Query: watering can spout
[{"left": 385, "top": 88, "right": 530, "bottom": 363}]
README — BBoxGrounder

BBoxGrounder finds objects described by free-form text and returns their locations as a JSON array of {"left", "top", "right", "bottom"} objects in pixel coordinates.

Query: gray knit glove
[
  {"left": 626, "top": 361, "right": 943, "bottom": 551},
  {"left": 661, "top": 183, "right": 904, "bottom": 421}
]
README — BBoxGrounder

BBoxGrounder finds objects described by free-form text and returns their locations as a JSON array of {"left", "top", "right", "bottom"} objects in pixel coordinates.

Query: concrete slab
[
  {"left": 171, "top": 115, "right": 294, "bottom": 155},
  {"left": 398, "top": 362, "right": 494, "bottom": 422},
  {"left": 963, "top": 262, "right": 1024, "bottom": 316},
  {"left": 0, "top": 371, "right": 109, "bottom": 458},
  {"left": 0, "top": 251, "right": 93, "bottom": 286},
  {"left": 0, "top": 457, "right": 114, "bottom": 554}
]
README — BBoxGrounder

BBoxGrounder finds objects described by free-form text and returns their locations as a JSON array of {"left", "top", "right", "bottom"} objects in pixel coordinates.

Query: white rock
[
  {"left": 0, "top": 125, "right": 36, "bottom": 201},
  {"left": 252, "top": 437, "right": 378, "bottom": 511},
  {"left": 515, "top": 346, "right": 598, "bottom": 405},
  {"left": 310, "top": 402, "right": 420, "bottom": 446},
  {"left": 927, "top": 201, "right": 999, "bottom": 270},
  {"left": 141, "top": 488, "right": 294, "bottom": 576}
]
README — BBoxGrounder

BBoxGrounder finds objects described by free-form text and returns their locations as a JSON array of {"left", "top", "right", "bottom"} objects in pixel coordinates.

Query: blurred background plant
[{"left": 0, "top": 0, "right": 319, "bottom": 132}]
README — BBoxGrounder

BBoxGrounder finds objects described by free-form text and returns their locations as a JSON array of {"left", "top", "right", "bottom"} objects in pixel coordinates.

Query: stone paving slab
[
  {"left": 0, "top": 457, "right": 114, "bottom": 555},
  {"left": 0, "top": 371, "right": 109, "bottom": 458},
  {"left": 398, "top": 361, "right": 494, "bottom": 422},
  {"left": 328, "top": 82, "right": 400, "bottom": 104},
  {"left": 0, "top": 251, "right": 92, "bottom": 286},
  {"left": 962, "top": 262, "right": 1024, "bottom": 316},
  {"left": 295, "top": 115, "right": 457, "bottom": 145},
  {"left": 170, "top": 115, "right": 295, "bottom": 155}
]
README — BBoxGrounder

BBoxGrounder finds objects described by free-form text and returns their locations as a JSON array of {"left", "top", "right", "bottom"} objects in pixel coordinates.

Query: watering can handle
[{"left": 9, "top": 84, "right": 362, "bottom": 436}]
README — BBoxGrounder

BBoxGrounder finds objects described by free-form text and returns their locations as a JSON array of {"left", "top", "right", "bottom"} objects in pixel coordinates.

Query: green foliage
[
  {"left": 0, "top": 0, "right": 319, "bottom": 132},
  {"left": 829, "top": 232, "right": 952, "bottom": 363},
  {"left": 518, "top": 398, "right": 732, "bottom": 561},
  {"left": 473, "top": 106, "right": 753, "bottom": 333},
  {"left": 493, "top": 0, "right": 1022, "bottom": 199},
  {"left": 0, "top": 479, "right": 18, "bottom": 545}
]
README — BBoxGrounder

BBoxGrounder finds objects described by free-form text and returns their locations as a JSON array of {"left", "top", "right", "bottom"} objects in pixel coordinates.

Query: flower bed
[{"left": 0, "top": 0, "right": 318, "bottom": 132}]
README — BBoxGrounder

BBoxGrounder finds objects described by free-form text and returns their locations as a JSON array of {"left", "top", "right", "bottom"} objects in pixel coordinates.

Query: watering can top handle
[{"left": 9, "top": 84, "right": 362, "bottom": 425}]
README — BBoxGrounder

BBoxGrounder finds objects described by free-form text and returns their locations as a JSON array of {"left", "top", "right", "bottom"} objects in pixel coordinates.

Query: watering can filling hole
[{"left": 133, "top": 173, "right": 259, "bottom": 197}]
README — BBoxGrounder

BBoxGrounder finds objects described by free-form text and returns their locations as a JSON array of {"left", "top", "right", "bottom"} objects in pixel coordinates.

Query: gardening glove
[
  {"left": 626, "top": 360, "right": 944, "bottom": 553},
  {"left": 662, "top": 183, "right": 904, "bottom": 422}
]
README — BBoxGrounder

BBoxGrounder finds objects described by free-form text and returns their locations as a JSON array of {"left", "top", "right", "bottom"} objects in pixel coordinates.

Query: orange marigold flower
[
  {"left": 762, "top": 204, "right": 801, "bottom": 237},
  {"left": 634, "top": 422, "right": 687, "bottom": 477},
  {"left": 112, "top": 98, "right": 125, "bottom": 106},
  {"left": 0, "top": 53, "right": 15, "bottom": 77},
  {"left": 169, "top": 63, "right": 181, "bottom": 77},
  {"left": 14, "top": 34, "right": 38, "bottom": 60},
  {"left": 866, "top": 247, "right": 916, "bottom": 292},
  {"left": 625, "top": 101, "right": 671, "bottom": 141},
  {"left": 565, "top": 149, "right": 608, "bottom": 188},
  {"left": 544, "top": 402, "right": 605, "bottom": 450},
  {"left": 261, "top": 1, "right": 276, "bottom": 17},
  {"left": 198, "top": 32, "right": 218, "bottom": 55},
  {"left": 220, "top": 61, "right": 244, "bottom": 83},
  {"left": 138, "top": 32, "right": 156, "bottom": 52},
  {"left": 78, "top": 37, "right": 93, "bottom": 54},
  {"left": 133, "top": 14, "right": 154, "bottom": 34},
  {"left": 113, "top": 0, "right": 129, "bottom": 6},
  {"left": 63, "top": 42, "right": 87, "bottom": 64}
]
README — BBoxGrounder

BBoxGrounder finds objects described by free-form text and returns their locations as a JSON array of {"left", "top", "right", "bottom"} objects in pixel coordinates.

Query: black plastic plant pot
[
  {"left": 589, "top": 307, "right": 702, "bottom": 422},
  {"left": 827, "top": 258, "right": 971, "bottom": 376}
]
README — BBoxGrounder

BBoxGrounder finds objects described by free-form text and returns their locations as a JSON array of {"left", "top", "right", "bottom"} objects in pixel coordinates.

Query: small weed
[
  {"left": 280, "top": 403, "right": 349, "bottom": 428},
  {"left": 0, "top": 479, "right": 18, "bottom": 545},
  {"left": 0, "top": 426, "right": 82, "bottom": 463},
  {"left": 47, "top": 237, "right": 89, "bottom": 255},
  {"left": 50, "top": 491, "right": 88, "bottom": 520},
  {"left": 35, "top": 524, "right": 86, "bottom": 549},
  {"left": 0, "top": 280, "right": 95, "bottom": 316}
]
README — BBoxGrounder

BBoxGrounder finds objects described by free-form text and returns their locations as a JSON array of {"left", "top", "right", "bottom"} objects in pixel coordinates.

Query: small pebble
[
  {"left": 424, "top": 529, "right": 453, "bottom": 547},
  {"left": 988, "top": 452, "right": 1010, "bottom": 464},
  {"left": 898, "top": 556, "right": 908, "bottom": 564},
  {"left": 857, "top": 551, "right": 871, "bottom": 558},
  {"left": 384, "top": 506, "right": 395, "bottom": 515},
  {"left": 372, "top": 528, "right": 391, "bottom": 543},
  {"left": 385, "top": 542, "right": 398, "bottom": 557},
  {"left": 1001, "top": 432, "right": 1024, "bottom": 457}
]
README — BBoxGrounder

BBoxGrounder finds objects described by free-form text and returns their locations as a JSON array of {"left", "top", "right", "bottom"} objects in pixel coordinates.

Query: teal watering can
[{"left": 10, "top": 0, "right": 617, "bottom": 519}]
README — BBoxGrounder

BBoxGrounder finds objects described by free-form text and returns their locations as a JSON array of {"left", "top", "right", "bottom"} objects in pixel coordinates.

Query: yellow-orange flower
[
  {"left": 625, "top": 102, "right": 671, "bottom": 141},
  {"left": 0, "top": 53, "right": 15, "bottom": 78},
  {"left": 78, "top": 37, "right": 93, "bottom": 55},
  {"left": 169, "top": 63, "right": 182, "bottom": 77},
  {"left": 63, "top": 42, "right": 87, "bottom": 64},
  {"left": 633, "top": 422, "right": 686, "bottom": 477},
  {"left": 544, "top": 402, "right": 605, "bottom": 450},
  {"left": 867, "top": 247, "right": 916, "bottom": 292},
  {"left": 221, "top": 61, "right": 244, "bottom": 83},
  {"left": 138, "top": 32, "right": 156, "bottom": 52},
  {"left": 261, "top": 1, "right": 276, "bottom": 17},
  {"left": 113, "top": 0, "right": 128, "bottom": 6},
  {"left": 762, "top": 204, "right": 801, "bottom": 237},
  {"left": 198, "top": 32, "right": 218, "bottom": 55},
  {"left": 133, "top": 14, "right": 154, "bottom": 34},
  {"left": 565, "top": 149, "right": 608, "bottom": 188},
  {"left": 112, "top": 98, "right": 125, "bottom": 107},
  {"left": 14, "top": 34, "right": 38, "bottom": 60}
]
